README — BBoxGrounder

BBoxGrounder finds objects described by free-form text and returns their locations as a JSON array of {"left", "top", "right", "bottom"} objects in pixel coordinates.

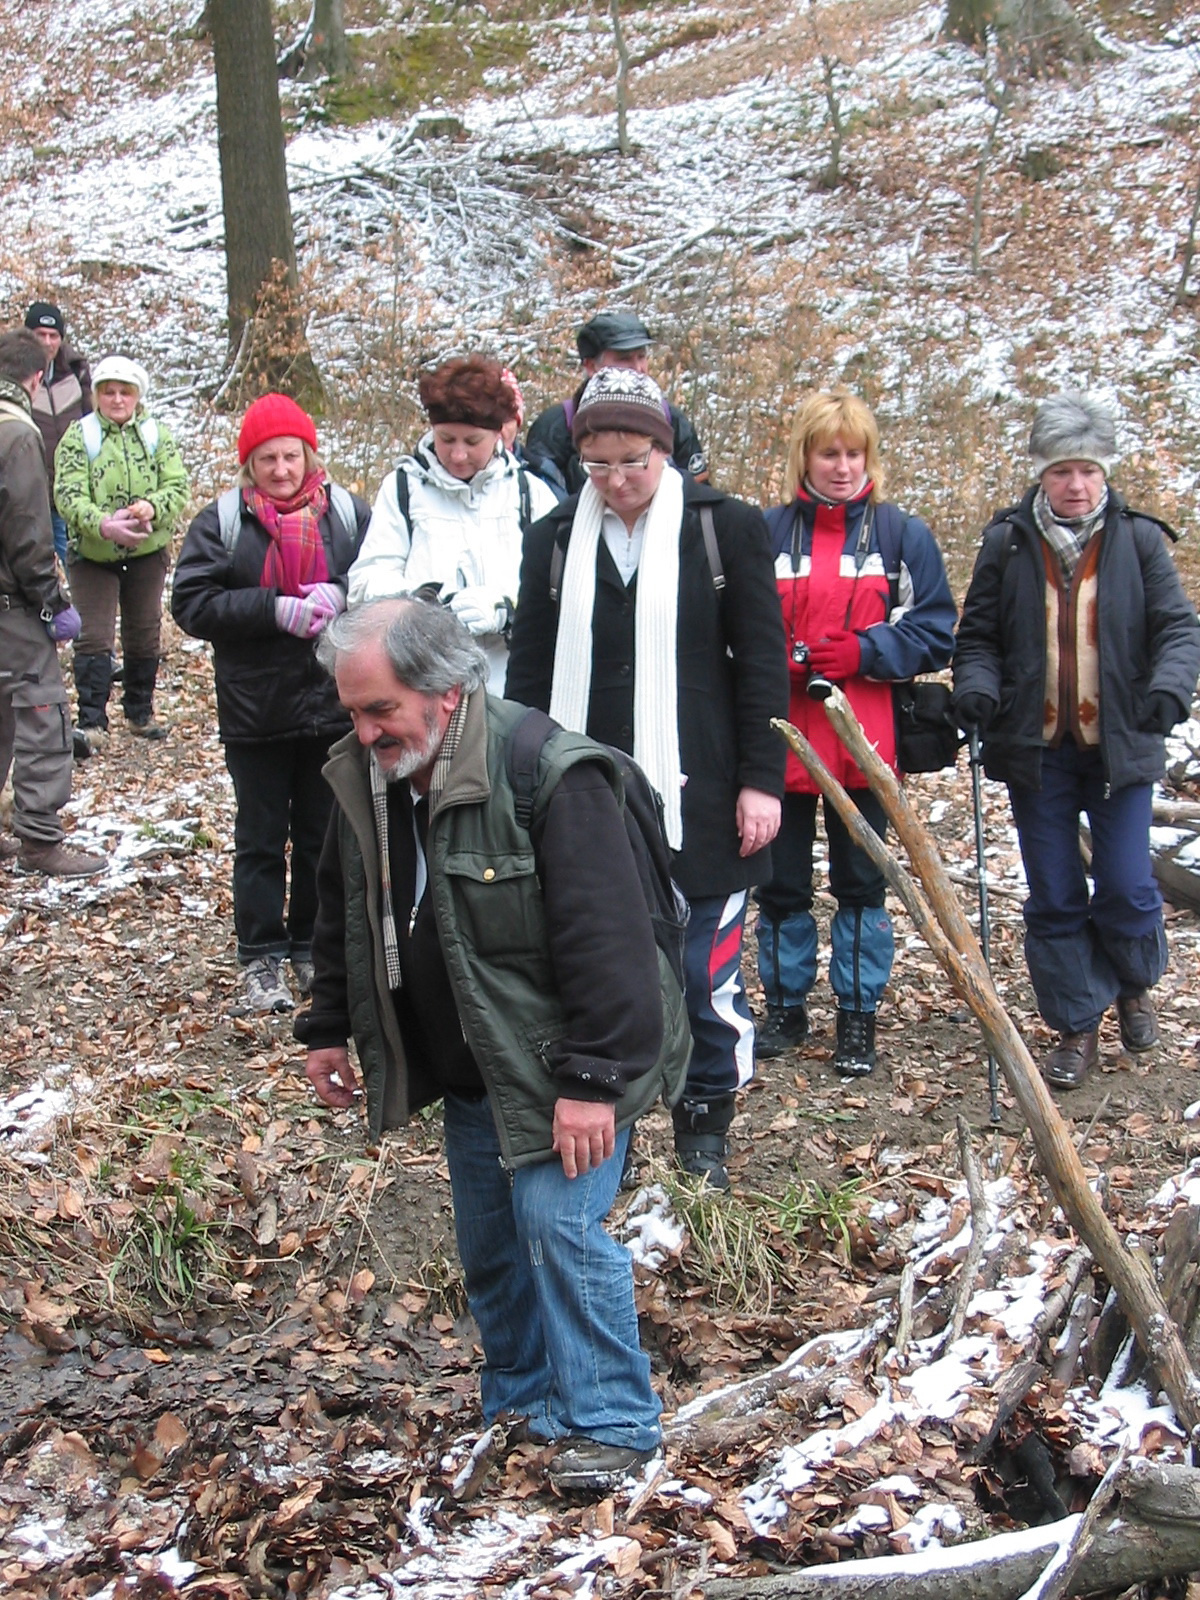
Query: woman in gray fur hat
[{"left": 953, "top": 392, "right": 1200, "bottom": 1090}]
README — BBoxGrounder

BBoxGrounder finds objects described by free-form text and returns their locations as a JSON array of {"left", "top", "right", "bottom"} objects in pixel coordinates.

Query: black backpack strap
[
  {"left": 506, "top": 706, "right": 558, "bottom": 830},
  {"left": 698, "top": 505, "right": 725, "bottom": 592},
  {"left": 517, "top": 468, "right": 532, "bottom": 536},
  {"left": 394, "top": 465, "right": 412, "bottom": 530},
  {"left": 548, "top": 535, "right": 566, "bottom": 604}
]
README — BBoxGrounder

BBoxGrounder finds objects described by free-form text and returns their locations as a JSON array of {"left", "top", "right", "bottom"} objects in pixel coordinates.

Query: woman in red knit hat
[{"left": 172, "top": 394, "right": 371, "bottom": 1015}]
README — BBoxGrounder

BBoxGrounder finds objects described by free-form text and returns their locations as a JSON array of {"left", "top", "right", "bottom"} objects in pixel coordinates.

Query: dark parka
[
  {"left": 297, "top": 690, "right": 689, "bottom": 1156},
  {"left": 30, "top": 343, "right": 92, "bottom": 497},
  {"left": 953, "top": 486, "right": 1200, "bottom": 792},
  {"left": 0, "top": 381, "right": 72, "bottom": 617},
  {"left": 171, "top": 490, "right": 370, "bottom": 744},
  {"left": 506, "top": 479, "right": 789, "bottom": 900}
]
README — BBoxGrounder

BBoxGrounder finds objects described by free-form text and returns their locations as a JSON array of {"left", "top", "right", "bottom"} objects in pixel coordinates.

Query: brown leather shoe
[
  {"left": 1043, "top": 1028, "right": 1098, "bottom": 1089},
  {"left": 1116, "top": 991, "right": 1159, "bottom": 1053},
  {"left": 17, "top": 841, "right": 105, "bottom": 878}
]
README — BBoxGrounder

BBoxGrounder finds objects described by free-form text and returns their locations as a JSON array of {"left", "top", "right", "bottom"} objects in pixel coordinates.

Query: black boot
[
  {"left": 123, "top": 656, "right": 166, "bottom": 738},
  {"left": 756, "top": 1002, "right": 809, "bottom": 1058},
  {"left": 73, "top": 652, "right": 113, "bottom": 733},
  {"left": 833, "top": 1008, "right": 876, "bottom": 1077},
  {"left": 672, "top": 1093, "right": 735, "bottom": 1191}
]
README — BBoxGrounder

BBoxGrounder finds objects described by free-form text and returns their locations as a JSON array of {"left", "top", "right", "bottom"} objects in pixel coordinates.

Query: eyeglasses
[{"left": 579, "top": 448, "right": 654, "bottom": 480}]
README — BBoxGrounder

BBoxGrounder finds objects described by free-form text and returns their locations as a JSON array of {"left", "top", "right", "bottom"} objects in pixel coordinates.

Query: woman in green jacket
[{"left": 54, "top": 354, "right": 190, "bottom": 749}]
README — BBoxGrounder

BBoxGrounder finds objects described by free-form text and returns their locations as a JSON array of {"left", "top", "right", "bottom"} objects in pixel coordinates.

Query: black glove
[
  {"left": 1146, "top": 691, "right": 1186, "bottom": 736},
  {"left": 955, "top": 692, "right": 998, "bottom": 734}
]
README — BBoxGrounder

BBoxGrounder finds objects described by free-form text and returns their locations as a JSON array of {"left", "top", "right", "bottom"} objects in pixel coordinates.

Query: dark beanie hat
[
  {"left": 238, "top": 393, "right": 319, "bottom": 463},
  {"left": 25, "top": 301, "right": 65, "bottom": 335},
  {"left": 571, "top": 368, "right": 674, "bottom": 452}
]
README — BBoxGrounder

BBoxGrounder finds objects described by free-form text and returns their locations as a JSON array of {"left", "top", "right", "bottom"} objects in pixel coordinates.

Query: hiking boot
[
  {"left": 17, "top": 840, "right": 106, "bottom": 877},
  {"left": 1043, "top": 1028, "right": 1098, "bottom": 1089},
  {"left": 75, "top": 726, "right": 108, "bottom": 756},
  {"left": 756, "top": 1003, "right": 809, "bottom": 1058},
  {"left": 547, "top": 1437, "right": 658, "bottom": 1494},
  {"left": 72, "top": 728, "right": 94, "bottom": 762},
  {"left": 672, "top": 1093, "right": 735, "bottom": 1192},
  {"left": 1116, "top": 991, "right": 1159, "bottom": 1054},
  {"left": 833, "top": 1008, "right": 877, "bottom": 1077},
  {"left": 241, "top": 956, "right": 294, "bottom": 1014},
  {"left": 0, "top": 836, "right": 21, "bottom": 865},
  {"left": 291, "top": 958, "right": 315, "bottom": 998},
  {"left": 128, "top": 718, "right": 167, "bottom": 741}
]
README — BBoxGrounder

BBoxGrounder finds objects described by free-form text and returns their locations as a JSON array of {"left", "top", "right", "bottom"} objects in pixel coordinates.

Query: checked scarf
[{"left": 246, "top": 470, "right": 331, "bottom": 595}]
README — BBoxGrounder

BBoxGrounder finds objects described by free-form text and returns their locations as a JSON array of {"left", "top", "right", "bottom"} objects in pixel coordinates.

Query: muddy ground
[{"left": 2, "top": 645, "right": 1200, "bottom": 1593}]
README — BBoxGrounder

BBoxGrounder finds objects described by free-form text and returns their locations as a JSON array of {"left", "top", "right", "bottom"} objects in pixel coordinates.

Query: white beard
[{"left": 370, "top": 708, "right": 444, "bottom": 784}]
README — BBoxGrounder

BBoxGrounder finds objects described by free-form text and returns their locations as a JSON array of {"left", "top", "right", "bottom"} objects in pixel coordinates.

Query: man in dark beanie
[
  {"left": 524, "top": 312, "right": 707, "bottom": 498},
  {"left": 954, "top": 392, "right": 1200, "bottom": 1090},
  {"left": 23, "top": 301, "right": 93, "bottom": 565}
]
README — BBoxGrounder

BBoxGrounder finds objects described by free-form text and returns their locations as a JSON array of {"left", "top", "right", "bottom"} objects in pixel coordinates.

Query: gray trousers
[{"left": 0, "top": 607, "right": 72, "bottom": 846}]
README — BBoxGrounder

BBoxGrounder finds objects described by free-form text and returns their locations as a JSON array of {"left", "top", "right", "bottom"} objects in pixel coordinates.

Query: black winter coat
[
  {"left": 953, "top": 486, "right": 1200, "bottom": 792},
  {"left": 171, "top": 490, "right": 371, "bottom": 744},
  {"left": 506, "top": 479, "right": 789, "bottom": 900}
]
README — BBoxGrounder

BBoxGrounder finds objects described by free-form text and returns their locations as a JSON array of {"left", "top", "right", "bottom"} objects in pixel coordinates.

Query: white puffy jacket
[{"left": 348, "top": 437, "right": 558, "bottom": 692}]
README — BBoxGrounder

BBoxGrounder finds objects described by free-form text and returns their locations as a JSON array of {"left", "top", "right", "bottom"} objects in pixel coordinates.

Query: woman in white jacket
[{"left": 348, "top": 357, "right": 557, "bottom": 693}]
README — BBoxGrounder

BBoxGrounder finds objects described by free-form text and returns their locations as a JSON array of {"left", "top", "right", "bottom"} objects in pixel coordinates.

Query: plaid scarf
[
  {"left": 246, "top": 470, "right": 330, "bottom": 596},
  {"left": 1032, "top": 485, "right": 1108, "bottom": 580},
  {"left": 370, "top": 693, "right": 470, "bottom": 992}
]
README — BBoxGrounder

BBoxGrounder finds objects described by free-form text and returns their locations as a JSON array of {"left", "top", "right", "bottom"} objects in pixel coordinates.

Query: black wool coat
[
  {"left": 953, "top": 485, "right": 1200, "bottom": 792},
  {"left": 171, "top": 490, "right": 371, "bottom": 744},
  {"left": 506, "top": 478, "right": 789, "bottom": 900}
]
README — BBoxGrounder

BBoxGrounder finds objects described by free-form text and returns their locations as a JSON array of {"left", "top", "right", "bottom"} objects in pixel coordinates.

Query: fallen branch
[
  {"left": 773, "top": 702, "right": 1200, "bottom": 1442},
  {"left": 940, "top": 1117, "right": 989, "bottom": 1351},
  {"left": 705, "top": 1459, "right": 1200, "bottom": 1600}
]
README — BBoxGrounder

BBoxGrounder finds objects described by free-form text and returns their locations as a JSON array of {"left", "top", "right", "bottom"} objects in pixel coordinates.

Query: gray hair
[
  {"left": 316, "top": 597, "right": 489, "bottom": 695},
  {"left": 1029, "top": 392, "right": 1117, "bottom": 478}
]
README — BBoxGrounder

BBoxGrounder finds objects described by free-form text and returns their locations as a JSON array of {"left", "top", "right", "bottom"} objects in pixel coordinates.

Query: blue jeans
[
  {"left": 1008, "top": 741, "right": 1166, "bottom": 1034},
  {"left": 442, "top": 1091, "right": 660, "bottom": 1450}
]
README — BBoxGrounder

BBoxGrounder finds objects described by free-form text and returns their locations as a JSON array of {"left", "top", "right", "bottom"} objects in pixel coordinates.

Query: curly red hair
[{"left": 418, "top": 357, "right": 517, "bottom": 431}]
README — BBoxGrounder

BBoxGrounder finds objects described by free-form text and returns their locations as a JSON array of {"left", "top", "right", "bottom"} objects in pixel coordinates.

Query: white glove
[{"left": 449, "top": 585, "right": 509, "bottom": 635}]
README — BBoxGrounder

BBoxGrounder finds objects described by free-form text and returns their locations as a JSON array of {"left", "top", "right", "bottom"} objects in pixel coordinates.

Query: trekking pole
[{"left": 969, "top": 729, "right": 1002, "bottom": 1127}]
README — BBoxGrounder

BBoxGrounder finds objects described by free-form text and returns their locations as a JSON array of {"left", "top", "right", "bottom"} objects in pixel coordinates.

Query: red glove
[{"left": 807, "top": 630, "right": 862, "bottom": 682}]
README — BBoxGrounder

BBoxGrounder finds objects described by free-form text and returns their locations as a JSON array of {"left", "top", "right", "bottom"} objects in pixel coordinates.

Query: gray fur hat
[{"left": 1029, "top": 392, "right": 1117, "bottom": 479}]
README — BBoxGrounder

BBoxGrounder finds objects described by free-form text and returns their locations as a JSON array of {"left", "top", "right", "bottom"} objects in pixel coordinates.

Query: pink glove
[
  {"left": 276, "top": 595, "right": 334, "bottom": 638},
  {"left": 299, "top": 581, "right": 347, "bottom": 618},
  {"left": 100, "top": 511, "right": 148, "bottom": 548},
  {"left": 807, "top": 630, "right": 862, "bottom": 682}
]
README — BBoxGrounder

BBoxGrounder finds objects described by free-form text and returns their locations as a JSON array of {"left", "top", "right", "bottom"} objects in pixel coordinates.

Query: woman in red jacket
[{"left": 757, "top": 391, "right": 955, "bottom": 1076}]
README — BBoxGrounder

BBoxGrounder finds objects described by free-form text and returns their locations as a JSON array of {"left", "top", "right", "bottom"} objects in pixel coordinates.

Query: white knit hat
[
  {"left": 1029, "top": 392, "right": 1116, "bottom": 479},
  {"left": 92, "top": 354, "right": 150, "bottom": 400}
]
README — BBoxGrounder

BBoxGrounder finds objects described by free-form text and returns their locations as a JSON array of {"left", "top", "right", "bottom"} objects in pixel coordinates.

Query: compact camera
[{"left": 792, "top": 640, "right": 834, "bottom": 701}]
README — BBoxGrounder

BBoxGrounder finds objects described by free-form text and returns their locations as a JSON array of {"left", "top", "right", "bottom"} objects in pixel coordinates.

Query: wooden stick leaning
[{"left": 772, "top": 700, "right": 1200, "bottom": 1440}]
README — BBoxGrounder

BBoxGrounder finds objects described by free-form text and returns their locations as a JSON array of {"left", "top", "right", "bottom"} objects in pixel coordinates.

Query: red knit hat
[{"left": 238, "top": 394, "right": 318, "bottom": 464}]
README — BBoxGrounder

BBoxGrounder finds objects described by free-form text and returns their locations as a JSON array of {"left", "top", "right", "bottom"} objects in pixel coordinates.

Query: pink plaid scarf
[{"left": 246, "top": 470, "right": 330, "bottom": 596}]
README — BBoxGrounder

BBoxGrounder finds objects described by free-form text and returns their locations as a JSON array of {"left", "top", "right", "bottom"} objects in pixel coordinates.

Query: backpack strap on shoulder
[
  {"left": 506, "top": 706, "right": 559, "bottom": 830},
  {"left": 137, "top": 417, "right": 159, "bottom": 457},
  {"left": 393, "top": 465, "right": 412, "bottom": 529},
  {"left": 328, "top": 482, "right": 356, "bottom": 543},
  {"left": 217, "top": 486, "right": 244, "bottom": 554},
  {"left": 548, "top": 535, "right": 567, "bottom": 604},
  {"left": 517, "top": 468, "right": 532, "bottom": 536},
  {"left": 698, "top": 505, "right": 725, "bottom": 592},
  {"left": 870, "top": 502, "right": 906, "bottom": 610}
]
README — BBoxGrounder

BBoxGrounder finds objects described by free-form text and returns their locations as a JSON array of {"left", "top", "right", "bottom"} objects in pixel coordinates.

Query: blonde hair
[
  {"left": 784, "top": 389, "right": 885, "bottom": 502},
  {"left": 237, "top": 441, "right": 323, "bottom": 488}
]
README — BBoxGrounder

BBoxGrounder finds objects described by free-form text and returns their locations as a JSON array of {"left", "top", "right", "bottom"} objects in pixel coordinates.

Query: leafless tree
[
  {"left": 610, "top": 0, "right": 632, "bottom": 157},
  {"left": 279, "top": 0, "right": 349, "bottom": 82}
]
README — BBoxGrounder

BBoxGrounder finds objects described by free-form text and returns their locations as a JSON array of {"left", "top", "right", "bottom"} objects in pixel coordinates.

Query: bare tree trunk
[
  {"left": 1176, "top": 165, "right": 1200, "bottom": 302},
  {"left": 281, "top": 0, "right": 349, "bottom": 81},
  {"left": 610, "top": 0, "right": 631, "bottom": 157},
  {"left": 818, "top": 54, "right": 846, "bottom": 188},
  {"left": 971, "top": 77, "right": 1009, "bottom": 271},
  {"left": 210, "top": 0, "right": 320, "bottom": 403}
]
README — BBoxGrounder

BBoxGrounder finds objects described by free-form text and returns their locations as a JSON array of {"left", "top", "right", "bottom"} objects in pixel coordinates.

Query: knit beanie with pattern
[
  {"left": 24, "top": 301, "right": 64, "bottom": 336},
  {"left": 238, "top": 393, "right": 319, "bottom": 463},
  {"left": 570, "top": 368, "right": 673, "bottom": 452},
  {"left": 1029, "top": 392, "right": 1117, "bottom": 479}
]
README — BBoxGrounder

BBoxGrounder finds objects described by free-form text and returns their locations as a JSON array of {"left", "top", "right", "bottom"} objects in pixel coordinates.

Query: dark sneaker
[
  {"left": 17, "top": 841, "right": 106, "bottom": 877},
  {"left": 834, "top": 1008, "right": 876, "bottom": 1077},
  {"left": 548, "top": 1437, "right": 658, "bottom": 1493},
  {"left": 241, "top": 956, "right": 294, "bottom": 1014},
  {"left": 291, "top": 958, "right": 315, "bottom": 997},
  {"left": 1116, "top": 991, "right": 1159, "bottom": 1053},
  {"left": 756, "top": 1003, "right": 810, "bottom": 1058},
  {"left": 1043, "top": 1028, "right": 1098, "bottom": 1089},
  {"left": 72, "top": 727, "right": 94, "bottom": 762},
  {"left": 128, "top": 719, "right": 167, "bottom": 741}
]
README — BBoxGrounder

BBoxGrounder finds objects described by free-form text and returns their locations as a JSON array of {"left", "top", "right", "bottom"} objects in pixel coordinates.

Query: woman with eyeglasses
[
  {"left": 346, "top": 356, "right": 558, "bottom": 692},
  {"left": 507, "top": 367, "right": 789, "bottom": 1191},
  {"left": 754, "top": 390, "right": 955, "bottom": 1079}
]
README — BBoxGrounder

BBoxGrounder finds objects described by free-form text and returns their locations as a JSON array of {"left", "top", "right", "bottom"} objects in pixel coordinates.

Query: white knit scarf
[{"left": 549, "top": 465, "right": 685, "bottom": 849}]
